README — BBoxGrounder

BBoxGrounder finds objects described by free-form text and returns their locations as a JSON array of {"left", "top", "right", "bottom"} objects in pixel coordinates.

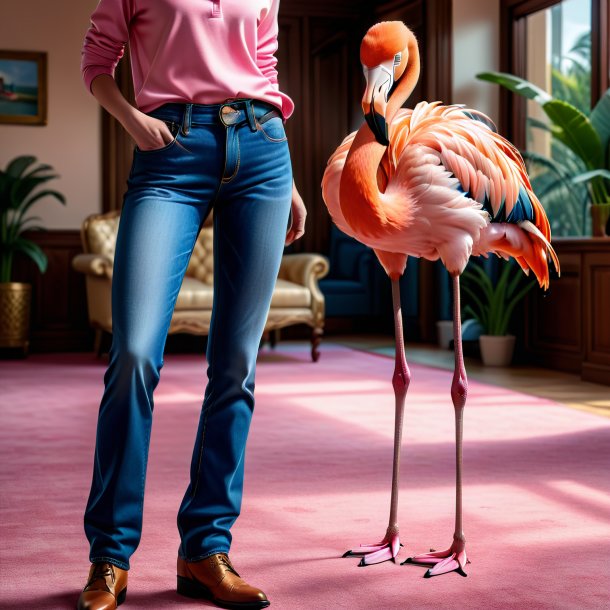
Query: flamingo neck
[
  {"left": 340, "top": 127, "right": 389, "bottom": 232},
  {"left": 339, "top": 34, "right": 420, "bottom": 233},
  {"left": 387, "top": 31, "right": 420, "bottom": 122}
]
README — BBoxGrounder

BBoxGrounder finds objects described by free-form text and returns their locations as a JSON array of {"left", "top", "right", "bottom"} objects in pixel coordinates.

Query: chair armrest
[
  {"left": 278, "top": 253, "right": 330, "bottom": 287},
  {"left": 72, "top": 253, "right": 113, "bottom": 279},
  {"left": 278, "top": 253, "right": 330, "bottom": 327}
]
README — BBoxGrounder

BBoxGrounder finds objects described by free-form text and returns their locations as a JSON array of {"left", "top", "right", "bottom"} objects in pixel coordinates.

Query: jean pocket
[
  {"left": 257, "top": 116, "right": 288, "bottom": 143},
  {"left": 134, "top": 120, "right": 181, "bottom": 154}
]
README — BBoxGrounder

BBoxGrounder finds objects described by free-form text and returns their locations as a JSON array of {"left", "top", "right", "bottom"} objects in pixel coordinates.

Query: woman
[{"left": 77, "top": 1, "right": 305, "bottom": 609}]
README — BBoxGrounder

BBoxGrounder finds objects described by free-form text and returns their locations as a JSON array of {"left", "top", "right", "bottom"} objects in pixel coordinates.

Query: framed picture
[{"left": 0, "top": 50, "right": 47, "bottom": 125}]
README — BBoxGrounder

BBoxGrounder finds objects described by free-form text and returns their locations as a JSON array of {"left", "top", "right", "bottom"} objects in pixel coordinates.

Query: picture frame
[{"left": 0, "top": 50, "right": 48, "bottom": 125}]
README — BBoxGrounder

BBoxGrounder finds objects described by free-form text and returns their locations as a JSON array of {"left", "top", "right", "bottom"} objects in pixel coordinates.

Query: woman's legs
[
  {"left": 177, "top": 115, "right": 293, "bottom": 561},
  {"left": 83, "top": 99, "right": 292, "bottom": 570},
  {"left": 84, "top": 191, "right": 210, "bottom": 571}
]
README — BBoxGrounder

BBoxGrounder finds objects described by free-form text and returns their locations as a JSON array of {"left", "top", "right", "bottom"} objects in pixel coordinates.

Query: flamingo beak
[{"left": 362, "top": 62, "right": 393, "bottom": 146}]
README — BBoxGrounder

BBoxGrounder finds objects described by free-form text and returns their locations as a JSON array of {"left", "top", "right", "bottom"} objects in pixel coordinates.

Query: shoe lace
[
  {"left": 87, "top": 563, "right": 115, "bottom": 590},
  {"left": 217, "top": 554, "right": 239, "bottom": 577}
]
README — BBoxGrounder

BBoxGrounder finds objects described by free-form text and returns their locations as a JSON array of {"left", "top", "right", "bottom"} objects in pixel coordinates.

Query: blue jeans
[{"left": 84, "top": 99, "right": 293, "bottom": 570}]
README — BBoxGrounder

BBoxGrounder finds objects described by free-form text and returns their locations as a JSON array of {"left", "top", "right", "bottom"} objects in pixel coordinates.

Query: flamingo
[{"left": 321, "top": 21, "right": 559, "bottom": 577}]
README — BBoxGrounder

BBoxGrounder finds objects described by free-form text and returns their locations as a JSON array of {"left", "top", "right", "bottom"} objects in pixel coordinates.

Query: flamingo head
[{"left": 360, "top": 21, "right": 412, "bottom": 145}]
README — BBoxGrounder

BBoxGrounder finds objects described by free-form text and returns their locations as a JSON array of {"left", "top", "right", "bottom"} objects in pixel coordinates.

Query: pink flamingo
[{"left": 321, "top": 21, "right": 559, "bottom": 577}]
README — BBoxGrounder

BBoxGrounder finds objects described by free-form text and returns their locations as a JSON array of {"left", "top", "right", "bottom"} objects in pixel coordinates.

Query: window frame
[{"left": 499, "top": 0, "right": 609, "bottom": 148}]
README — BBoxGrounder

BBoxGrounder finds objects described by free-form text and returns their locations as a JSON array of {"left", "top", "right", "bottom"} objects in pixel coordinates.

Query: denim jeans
[{"left": 83, "top": 99, "right": 293, "bottom": 570}]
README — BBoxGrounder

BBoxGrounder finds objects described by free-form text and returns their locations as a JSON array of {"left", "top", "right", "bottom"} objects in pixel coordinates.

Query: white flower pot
[
  {"left": 479, "top": 335, "right": 516, "bottom": 367},
  {"left": 436, "top": 320, "right": 454, "bottom": 349}
]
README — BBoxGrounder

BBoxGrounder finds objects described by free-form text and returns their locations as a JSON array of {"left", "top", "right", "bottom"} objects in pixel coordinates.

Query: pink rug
[{"left": 1, "top": 343, "right": 609, "bottom": 609}]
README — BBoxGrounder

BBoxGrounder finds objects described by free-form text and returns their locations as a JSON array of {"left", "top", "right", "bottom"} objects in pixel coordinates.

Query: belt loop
[
  {"left": 245, "top": 100, "right": 257, "bottom": 132},
  {"left": 181, "top": 104, "right": 193, "bottom": 136}
]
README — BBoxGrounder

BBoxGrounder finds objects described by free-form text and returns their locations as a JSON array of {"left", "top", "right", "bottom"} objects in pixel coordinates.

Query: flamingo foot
[
  {"left": 342, "top": 526, "right": 402, "bottom": 566},
  {"left": 401, "top": 536, "right": 469, "bottom": 577}
]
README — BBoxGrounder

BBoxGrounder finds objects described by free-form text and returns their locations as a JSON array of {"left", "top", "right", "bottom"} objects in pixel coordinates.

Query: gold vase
[
  {"left": 0, "top": 282, "right": 32, "bottom": 355},
  {"left": 590, "top": 203, "right": 610, "bottom": 237}
]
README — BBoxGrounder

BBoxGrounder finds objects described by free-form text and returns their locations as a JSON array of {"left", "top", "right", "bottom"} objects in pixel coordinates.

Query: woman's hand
[
  {"left": 90, "top": 74, "right": 174, "bottom": 151},
  {"left": 124, "top": 112, "right": 175, "bottom": 151},
  {"left": 285, "top": 180, "right": 307, "bottom": 245}
]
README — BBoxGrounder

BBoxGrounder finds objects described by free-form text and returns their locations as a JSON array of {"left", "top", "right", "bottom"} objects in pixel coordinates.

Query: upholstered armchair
[
  {"left": 72, "top": 210, "right": 330, "bottom": 361},
  {"left": 319, "top": 224, "right": 388, "bottom": 318}
]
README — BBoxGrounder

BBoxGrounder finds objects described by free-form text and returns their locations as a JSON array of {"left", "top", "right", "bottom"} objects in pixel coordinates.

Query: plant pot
[
  {"left": 0, "top": 282, "right": 31, "bottom": 355},
  {"left": 479, "top": 334, "right": 516, "bottom": 367},
  {"left": 436, "top": 320, "right": 454, "bottom": 349},
  {"left": 590, "top": 203, "right": 610, "bottom": 237}
]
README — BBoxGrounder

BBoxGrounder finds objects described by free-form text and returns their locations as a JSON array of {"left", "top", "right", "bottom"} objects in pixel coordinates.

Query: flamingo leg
[
  {"left": 343, "top": 276, "right": 410, "bottom": 566},
  {"left": 402, "top": 273, "right": 469, "bottom": 577}
]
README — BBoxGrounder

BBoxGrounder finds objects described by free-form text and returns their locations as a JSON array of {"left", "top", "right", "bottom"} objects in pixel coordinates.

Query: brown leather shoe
[
  {"left": 177, "top": 553, "right": 270, "bottom": 609},
  {"left": 76, "top": 562, "right": 128, "bottom": 610}
]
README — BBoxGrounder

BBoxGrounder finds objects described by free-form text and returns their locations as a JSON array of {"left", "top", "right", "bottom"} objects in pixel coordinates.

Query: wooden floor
[{"left": 332, "top": 334, "right": 610, "bottom": 419}]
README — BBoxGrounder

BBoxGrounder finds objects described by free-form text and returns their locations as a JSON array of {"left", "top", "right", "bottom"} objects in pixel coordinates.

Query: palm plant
[
  {"left": 477, "top": 68, "right": 610, "bottom": 236},
  {"left": 0, "top": 155, "right": 65, "bottom": 282},
  {"left": 461, "top": 260, "right": 535, "bottom": 337}
]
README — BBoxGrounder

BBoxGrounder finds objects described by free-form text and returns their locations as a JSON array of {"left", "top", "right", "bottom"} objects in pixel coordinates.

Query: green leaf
[
  {"left": 476, "top": 71, "right": 552, "bottom": 104},
  {"left": 590, "top": 88, "right": 610, "bottom": 163},
  {"left": 488, "top": 263, "right": 511, "bottom": 335},
  {"left": 463, "top": 263, "right": 494, "bottom": 303},
  {"left": 23, "top": 163, "right": 54, "bottom": 178},
  {"left": 463, "top": 304, "right": 485, "bottom": 330},
  {"left": 4, "top": 155, "right": 37, "bottom": 178},
  {"left": 10, "top": 175, "right": 60, "bottom": 209},
  {"left": 542, "top": 99, "right": 603, "bottom": 169},
  {"left": 14, "top": 237, "right": 47, "bottom": 273},
  {"left": 506, "top": 262, "right": 524, "bottom": 299},
  {"left": 526, "top": 116, "right": 559, "bottom": 136},
  {"left": 461, "top": 283, "right": 489, "bottom": 331},
  {"left": 498, "top": 280, "right": 535, "bottom": 335},
  {"left": 19, "top": 189, "right": 66, "bottom": 219},
  {"left": 522, "top": 150, "right": 574, "bottom": 180},
  {"left": 572, "top": 169, "right": 610, "bottom": 184}
]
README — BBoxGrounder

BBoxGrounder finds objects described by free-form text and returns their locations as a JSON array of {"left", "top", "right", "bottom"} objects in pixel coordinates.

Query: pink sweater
[{"left": 81, "top": 0, "right": 294, "bottom": 118}]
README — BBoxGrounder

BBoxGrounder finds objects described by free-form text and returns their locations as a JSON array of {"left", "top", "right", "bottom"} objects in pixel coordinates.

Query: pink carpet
[{"left": 1, "top": 343, "right": 609, "bottom": 609}]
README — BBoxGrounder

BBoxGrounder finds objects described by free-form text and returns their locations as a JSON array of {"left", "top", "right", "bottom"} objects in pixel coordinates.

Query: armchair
[
  {"left": 72, "top": 210, "right": 330, "bottom": 361},
  {"left": 319, "top": 224, "right": 388, "bottom": 319}
]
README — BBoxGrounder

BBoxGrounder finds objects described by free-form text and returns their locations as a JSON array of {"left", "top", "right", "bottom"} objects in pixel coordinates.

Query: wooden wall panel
[
  {"left": 311, "top": 30, "right": 351, "bottom": 253},
  {"left": 583, "top": 253, "right": 610, "bottom": 384},
  {"left": 526, "top": 239, "right": 610, "bottom": 385},
  {"left": 529, "top": 252, "right": 580, "bottom": 350},
  {"left": 10, "top": 231, "right": 92, "bottom": 352}
]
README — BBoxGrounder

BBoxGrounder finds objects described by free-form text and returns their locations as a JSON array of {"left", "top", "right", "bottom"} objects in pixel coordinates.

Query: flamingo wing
[{"left": 393, "top": 102, "right": 559, "bottom": 287}]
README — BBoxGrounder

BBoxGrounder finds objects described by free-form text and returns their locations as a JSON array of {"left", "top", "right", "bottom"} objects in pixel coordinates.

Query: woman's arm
[
  {"left": 90, "top": 74, "right": 174, "bottom": 151},
  {"left": 82, "top": 0, "right": 172, "bottom": 150}
]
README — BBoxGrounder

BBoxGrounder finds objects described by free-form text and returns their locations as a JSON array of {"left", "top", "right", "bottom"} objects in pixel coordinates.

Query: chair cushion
[
  {"left": 270, "top": 279, "right": 311, "bottom": 307},
  {"left": 175, "top": 277, "right": 214, "bottom": 310},
  {"left": 175, "top": 277, "right": 310, "bottom": 311}
]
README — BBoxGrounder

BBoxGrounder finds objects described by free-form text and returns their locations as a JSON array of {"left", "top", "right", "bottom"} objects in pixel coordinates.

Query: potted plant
[
  {"left": 477, "top": 72, "right": 610, "bottom": 237},
  {"left": 0, "top": 155, "right": 65, "bottom": 355},
  {"left": 461, "top": 260, "right": 535, "bottom": 366}
]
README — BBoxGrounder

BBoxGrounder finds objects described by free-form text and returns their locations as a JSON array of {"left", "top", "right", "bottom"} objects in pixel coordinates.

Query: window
[{"left": 525, "top": 0, "right": 593, "bottom": 235}]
